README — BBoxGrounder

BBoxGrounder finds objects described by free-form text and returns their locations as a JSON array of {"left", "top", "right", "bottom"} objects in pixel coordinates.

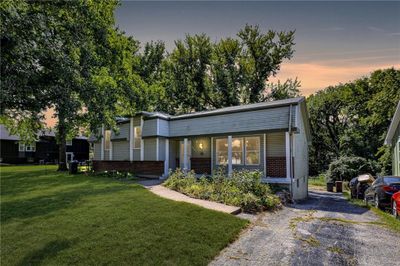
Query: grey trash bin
[{"left": 69, "top": 160, "right": 79, "bottom": 174}]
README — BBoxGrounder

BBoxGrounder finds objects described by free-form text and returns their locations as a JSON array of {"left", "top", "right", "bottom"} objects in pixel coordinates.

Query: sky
[
  {"left": 45, "top": 1, "right": 400, "bottom": 126},
  {"left": 115, "top": 1, "right": 400, "bottom": 96}
]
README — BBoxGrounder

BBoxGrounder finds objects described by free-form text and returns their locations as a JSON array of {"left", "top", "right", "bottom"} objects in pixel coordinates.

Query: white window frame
[
  {"left": 66, "top": 139, "right": 72, "bottom": 146},
  {"left": 18, "top": 143, "right": 25, "bottom": 152},
  {"left": 216, "top": 138, "right": 228, "bottom": 166},
  {"left": 245, "top": 136, "right": 261, "bottom": 166},
  {"left": 104, "top": 130, "right": 111, "bottom": 151},
  {"left": 133, "top": 126, "right": 142, "bottom": 149},
  {"left": 25, "top": 143, "right": 36, "bottom": 152}
]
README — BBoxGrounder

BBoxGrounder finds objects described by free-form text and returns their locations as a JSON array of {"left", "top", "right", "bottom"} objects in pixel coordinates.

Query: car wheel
[
  {"left": 374, "top": 194, "right": 381, "bottom": 209},
  {"left": 393, "top": 201, "right": 398, "bottom": 219}
]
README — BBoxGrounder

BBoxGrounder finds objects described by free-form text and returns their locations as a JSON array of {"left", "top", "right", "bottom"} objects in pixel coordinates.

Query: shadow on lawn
[
  {"left": 17, "top": 239, "right": 74, "bottom": 266},
  {"left": 1, "top": 185, "right": 136, "bottom": 223}
]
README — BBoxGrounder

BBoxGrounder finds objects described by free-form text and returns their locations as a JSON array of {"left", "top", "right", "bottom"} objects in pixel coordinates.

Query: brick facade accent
[
  {"left": 92, "top": 160, "right": 164, "bottom": 177},
  {"left": 266, "top": 157, "right": 286, "bottom": 177},
  {"left": 191, "top": 157, "right": 211, "bottom": 174}
]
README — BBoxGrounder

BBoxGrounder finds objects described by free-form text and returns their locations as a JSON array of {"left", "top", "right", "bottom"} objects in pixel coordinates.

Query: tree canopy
[{"left": 308, "top": 68, "right": 400, "bottom": 175}]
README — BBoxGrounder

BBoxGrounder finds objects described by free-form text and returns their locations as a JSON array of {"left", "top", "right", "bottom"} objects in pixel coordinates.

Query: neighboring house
[
  {"left": 385, "top": 100, "right": 400, "bottom": 175},
  {"left": 0, "top": 125, "right": 89, "bottom": 164},
  {"left": 91, "top": 97, "right": 311, "bottom": 200}
]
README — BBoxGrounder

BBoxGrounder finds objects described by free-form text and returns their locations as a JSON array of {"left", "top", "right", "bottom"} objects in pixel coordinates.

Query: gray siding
[
  {"left": 142, "top": 119, "right": 157, "bottom": 137},
  {"left": 112, "top": 140, "right": 130, "bottom": 161},
  {"left": 266, "top": 132, "right": 285, "bottom": 157},
  {"left": 159, "top": 119, "right": 169, "bottom": 136},
  {"left": 111, "top": 123, "right": 129, "bottom": 140},
  {"left": 94, "top": 143, "right": 101, "bottom": 160},
  {"left": 144, "top": 138, "right": 157, "bottom": 161},
  {"left": 169, "top": 106, "right": 296, "bottom": 137},
  {"left": 212, "top": 134, "right": 265, "bottom": 173}
]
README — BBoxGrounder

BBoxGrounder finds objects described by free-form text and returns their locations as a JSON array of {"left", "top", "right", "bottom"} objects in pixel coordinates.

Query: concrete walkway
[{"left": 145, "top": 184, "right": 241, "bottom": 214}]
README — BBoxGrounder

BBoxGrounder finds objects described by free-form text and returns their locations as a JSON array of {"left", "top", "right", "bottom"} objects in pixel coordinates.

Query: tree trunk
[{"left": 57, "top": 118, "right": 68, "bottom": 171}]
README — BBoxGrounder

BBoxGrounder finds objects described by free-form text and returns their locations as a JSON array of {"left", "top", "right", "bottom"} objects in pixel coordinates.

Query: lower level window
[
  {"left": 216, "top": 136, "right": 260, "bottom": 166},
  {"left": 216, "top": 139, "right": 228, "bottom": 165},
  {"left": 245, "top": 137, "right": 260, "bottom": 165}
]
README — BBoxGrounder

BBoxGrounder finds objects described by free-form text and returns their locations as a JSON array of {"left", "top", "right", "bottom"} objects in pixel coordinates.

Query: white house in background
[{"left": 90, "top": 97, "right": 311, "bottom": 200}]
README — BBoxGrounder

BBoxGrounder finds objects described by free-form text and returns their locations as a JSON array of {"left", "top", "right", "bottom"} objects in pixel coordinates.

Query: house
[
  {"left": 384, "top": 100, "right": 400, "bottom": 175},
  {"left": 91, "top": 97, "right": 311, "bottom": 199},
  {"left": 0, "top": 125, "right": 90, "bottom": 164}
]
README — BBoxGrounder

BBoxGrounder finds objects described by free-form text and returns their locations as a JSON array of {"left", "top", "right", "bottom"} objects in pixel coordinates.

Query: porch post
[
  {"left": 164, "top": 139, "right": 169, "bottom": 177},
  {"left": 140, "top": 117, "right": 144, "bottom": 161},
  {"left": 100, "top": 125, "right": 104, "bottom": 160},
  {"left": 109, "top": 139, "right": 113, "bottom": 160},
  {"left": 210, "top": 137, "right": 214, "bottom": 173},
  {"left": 263, "top": 134, "right": 266, "bottom": 178},
  {"left": 228, "top": 135, "right": 232, "bottom": 176},
  {"left": 183, "top": 138, "right": 188, "bottom": 171},
  {"left": 285, "top": 132, "right": 291, "bottom": 179},
  {"left": 129, "top": 118, "right": 133, "bottom": 161}
]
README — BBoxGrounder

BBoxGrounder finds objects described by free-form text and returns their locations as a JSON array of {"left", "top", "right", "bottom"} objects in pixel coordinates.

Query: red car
[{"left": 392, "top": 191, "right": 400, "bottom": 219}]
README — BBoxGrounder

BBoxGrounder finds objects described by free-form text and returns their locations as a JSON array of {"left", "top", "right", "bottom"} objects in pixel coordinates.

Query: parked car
[
  {"left": 392, "top": 191, "right": 400, "bottom": 219},
  {"left": 364, "top": 176, "right": 400, "bottom": 209},
  {"left": 349, "top": 174, "right": 374, "bottom": 199}
]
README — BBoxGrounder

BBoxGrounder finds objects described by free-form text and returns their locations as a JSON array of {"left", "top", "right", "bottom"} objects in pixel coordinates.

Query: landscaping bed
[{"left": 164, "top": 169, "right": 281, "bottom": 213}]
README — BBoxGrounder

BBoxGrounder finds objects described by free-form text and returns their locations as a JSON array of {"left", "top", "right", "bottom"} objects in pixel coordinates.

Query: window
[
  {"left": 66, "top": 139, "right": 72, "bottom": 146},
  {"left": 232, "top": 138, "right": 243, "bottom": 165},
  {"left": 24, "top": 143, "right": 36, "bottom": 152},
  {"left": 18, "top": 143, "right": 25, "bottom": 152},
  {"left": 216, "top": 139, "right": 228, "bottom": 165},
  {"left": 134, "top": 126, "right": 142, "bottom": 149},
  {"left": 104, "top": 130, "right": 111, "bottom": 150},
  {"left": 245, "top": 137, "right": 260, "bottom": 165}
]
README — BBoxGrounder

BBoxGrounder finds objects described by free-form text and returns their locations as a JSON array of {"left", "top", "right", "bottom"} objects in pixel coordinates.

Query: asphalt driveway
[{"left": 211, "top": 190, "right": 400, "bottom": 266}]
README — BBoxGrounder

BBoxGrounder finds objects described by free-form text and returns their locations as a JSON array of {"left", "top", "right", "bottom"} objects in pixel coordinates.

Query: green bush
[
  {"left": 326, "top": 156, "right": 380, "bottom": 182},
  {"left": 95, "top": 170, "right": 136, "bottom": 180},
  {"left": 164, "top": 169, "right": 281, "bottom": 213}
]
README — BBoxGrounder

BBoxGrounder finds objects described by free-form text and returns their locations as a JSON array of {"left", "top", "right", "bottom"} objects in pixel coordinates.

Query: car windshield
[{"left": 383, "top": 176, "right": 400, "bottom": 184}]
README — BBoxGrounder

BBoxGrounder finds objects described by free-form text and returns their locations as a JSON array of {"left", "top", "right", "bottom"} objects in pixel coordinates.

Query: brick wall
[
  {"left": 92, "top": 160, "right": 164, "bottom": 177},
  {"left": 266, "top": 157, "right": 286, "bottom": 177},
  {"left": 191, "top": 157, "right": 211, "bottom": 174}
]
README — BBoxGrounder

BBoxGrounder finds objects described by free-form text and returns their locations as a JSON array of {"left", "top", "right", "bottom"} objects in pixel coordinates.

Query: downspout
[{"left": 288, "top": 105, "right": 293, "bottom": 199}]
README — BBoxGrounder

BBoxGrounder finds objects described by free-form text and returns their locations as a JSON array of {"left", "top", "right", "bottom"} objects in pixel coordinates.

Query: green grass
[
  {"left": 343, "top": 191, "right": 400, "bottom": 233},
  {"left": 1, "top": 165, "right": 248, "bottom": 266},
  {"left": 308, "top": 174, "right": 326, "bottom": 187}
]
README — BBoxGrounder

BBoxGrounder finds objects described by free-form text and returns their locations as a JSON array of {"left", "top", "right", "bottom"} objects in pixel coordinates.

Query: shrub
[
  {"left": 326, "top": 156, "right": 380, "bottom": 182},
  {"left": 164, "top": 169, "right": 281, "bottom": 213},
  {"left": 95, "top": 170, "right": 136, "bottom": 180}
]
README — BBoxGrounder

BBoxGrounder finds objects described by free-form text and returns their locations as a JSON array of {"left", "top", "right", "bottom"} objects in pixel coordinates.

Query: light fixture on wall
[{"left": 198, "top": 142, "right": 204, "bottom": 155}]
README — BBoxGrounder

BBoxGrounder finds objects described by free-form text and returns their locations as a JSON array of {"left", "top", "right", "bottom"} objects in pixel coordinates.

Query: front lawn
[{"left": 1, "top": 165, "right": 248, "bottom": 265}]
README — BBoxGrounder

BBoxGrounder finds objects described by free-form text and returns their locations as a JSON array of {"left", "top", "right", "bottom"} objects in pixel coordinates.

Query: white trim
[
  {"left": 129, "top": 118, "right": 133, "bottom": 161},
  {"left": 263, "top": 134, "right": 266, "bottom": 177},
  {"left": 210, "top": 137, "right": 214, "bottom": 172},
  {"left": 101, "top": 125, "right": 104, "bottom": 160},
  {"left": 109, "top": 140, "right": 113, "bottom": 160},
  {"left": 228, "top": 135, "right": 232, "bottom": 175},
  {"left": 156, "top": 138, "right": 159, "bottom": 161},
  {"left": 164, "top": 139, "right": 169, "bottom": 177},
  {"left": 385, "top": 100, "right": 400, "bottom": 145},
  {"left": 183, "top": 138, "right": 188, "bottom": 171},
  {"left": 285, "top": 132, "right": 291, "bottom": 179},
  {"left": 18, "top": 142, "right": 25, "bottom": 152},
  {"left": 140, "top": 117, "right": 144, "bottom": 161}
]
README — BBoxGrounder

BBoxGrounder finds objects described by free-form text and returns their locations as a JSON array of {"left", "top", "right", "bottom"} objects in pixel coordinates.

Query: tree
[
  {"left": 1, "top": 0, "right": 146, "bottom": 170},
  {"left": 263, "top": 78, "right": 301, "bottom": 101},
  {"left": 238, "top": 24, "right": 295, "bottom": 103},
  {"left": 307, "top": 68, "right": 400, "bottom": 175}
]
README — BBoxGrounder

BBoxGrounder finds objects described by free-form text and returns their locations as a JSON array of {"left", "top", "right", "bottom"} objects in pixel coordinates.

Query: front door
[
  {"left": 179, "top": 140, "right": 191, "bottom": 170},
  {"left": 66, "top": 152, "right": 74, "bottom": 163}
]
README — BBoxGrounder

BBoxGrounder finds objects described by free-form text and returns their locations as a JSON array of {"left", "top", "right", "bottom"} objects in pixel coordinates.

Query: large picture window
[
  {"left": 245, "top": 137, "right": 260, "bottom": 165},
  {"left": 134, "top": 126, "right": 142, "bottom": 149},
  {"left": 104, "top": 130, "right": 111, "bottom": 151},
  {"left": 216, "top": 138, "right": 228, "bottom": 165}
]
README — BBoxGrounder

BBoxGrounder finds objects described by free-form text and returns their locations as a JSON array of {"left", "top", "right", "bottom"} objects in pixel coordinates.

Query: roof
[
  {"left": 385, "top": 100, "right": 400, "bottom": 145},
  {"left": 0, "top": 125, "right": 20, "bottom": 141},
  {"left": 135, "top": 97, "right": 305, "bottom": 121}
]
